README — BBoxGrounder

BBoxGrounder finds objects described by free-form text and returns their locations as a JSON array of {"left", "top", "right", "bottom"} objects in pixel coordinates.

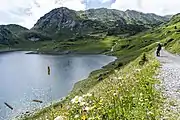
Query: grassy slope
[{"left": 11, "top": 36, "right": 116, "bottom": 53}]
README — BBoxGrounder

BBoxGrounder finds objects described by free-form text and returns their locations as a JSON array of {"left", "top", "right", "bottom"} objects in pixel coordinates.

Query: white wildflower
[
  {"left": 78, "top": 96, "right": 84, "bottom": 103},
  {"left": 113, "top": 93, "right": 117, "bottom": 96},
  {"left": 83, "top": 93, "right": 92, "bottom": 97},
  {"left": 135, "top": 69, "right": 141, "bottom": 72},
  {"left": 147, "top": 111, "right": 153, "bottom": 115},
  {"left": 113, "top": 77, "right": 118, "bottom": 80},
  {"left": 86, "top": 93, "right": 92, "bottom": 97},
  {"left": 74, "top": 114, "right": 79, "bottom": 118},
  {"left": 118, "top": 77, "right": 123, "bottom": 80},
  {"left": 71, "top": 96, "right": 79, "bottom": 104},
  {"left": 66, "top": 105, "right": 70, "bottom": 110},
  {"left": 88, "top": 117, "right": 96, "bottom": 120},
  {"left": 114, "top": 70, "right": 118, "bottom": 73},
  {"left": 80, "top": 102, "right": 86, "bottom": 106},
  {"left": 54, "top": 116, "right": 64, "bottom": 120},
  {"left": 84, "top": 106, "right": 91, "bottom": 111}
]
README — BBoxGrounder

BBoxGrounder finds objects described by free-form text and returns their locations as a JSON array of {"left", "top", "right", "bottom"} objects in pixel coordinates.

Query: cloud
[
  {"left": 85, "top": 0, "right": 115, "bottom": 9},
  {"left": 0, "top": 0, "right": 85, "bottom": 28},
  {"left": 0, "top": 0, "right": 180, "bottom": 28},
  {"left": 111, "top": 0, "right": 180, "bottom": 15},
  {"left": 111, "top": 0, "right": 140, "bottom": 11}
]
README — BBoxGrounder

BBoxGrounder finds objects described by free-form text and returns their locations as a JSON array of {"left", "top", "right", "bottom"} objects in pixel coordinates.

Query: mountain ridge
[
  {"left": 32, "top": 7, "right": 170, "bottom": 39},
  {"left": 0, "top": 7, "right": 172, "bottom": 46}
]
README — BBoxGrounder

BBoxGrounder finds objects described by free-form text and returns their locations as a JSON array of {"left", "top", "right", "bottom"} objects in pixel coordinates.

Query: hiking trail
[{"left": 157, "top": 49, "right": 180, "bottom": 119}]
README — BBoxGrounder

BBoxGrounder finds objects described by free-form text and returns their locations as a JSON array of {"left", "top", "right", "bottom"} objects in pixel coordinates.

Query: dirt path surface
[{"left": 157, "top": 49, "right": 180, "bottom": 119}]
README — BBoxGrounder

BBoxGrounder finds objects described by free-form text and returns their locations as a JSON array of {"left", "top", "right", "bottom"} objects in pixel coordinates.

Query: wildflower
[
  {"left": 118, "top": 77, "right": 123, "bottom": 80},
  {"left": 66, "top": 105, "right": 70, "bottom": 110},
  {"left": 86, "top": 93, "right": 92, "bottom": 97},
  {"left": 74, "top": 114, "right": 79, "bottom": 118},
  {"left": 140, "top": 93, "right": 143, "bottom": 96},
  {"left": 113, "top": 92, "right": 117, "bottom": 96},
  {"left": 88, "top": 117, "right": 95, "bottom": 120},
  {"left": 83, "top": 93, "right": 92, "bottom": 97},
  {"left": 54, "top": 116, "right": 64, "bottom": 120},
  {"left": 81, "top": 115, "right": 86, "bottom": 120},
  {"left": 135, "top": 69, "right": 141, "bottom": 72},
  {"left": 147, "top": 111, "right": 153, "bottom": 115},
  {"left": 84, "top": 106, "right": 91, "bottom": 111},
  {"left": 80, "top": 102, "right": 86, "bottom": 106},
  {"left": 71, "top": 96, "right": 79, "bottom": 104},
  {"left": 78, "top": 96, "right": 84, "bottom": 102}
]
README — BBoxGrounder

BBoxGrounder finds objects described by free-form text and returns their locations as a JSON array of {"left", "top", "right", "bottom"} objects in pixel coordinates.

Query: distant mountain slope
[
  {"left": 163, "top": 14, "right": 180, "bottom": 53},
  {"left": 0, "top": 25, "right": 28, "bottom": 45},
  {"left": 80, "top": 8, "right": 169, "bottom": 26},
  {"left": 2, "top": 24, "right": 29, "bottom": 34},
  {"left": 0, "top": 7, "right": 171, "bottom": 47},
  {"left": 32, "top": 7, "right": 169, "bottom": 40},
  {"left": 0, "top": 24, "right": 51, "bottom": 46}
]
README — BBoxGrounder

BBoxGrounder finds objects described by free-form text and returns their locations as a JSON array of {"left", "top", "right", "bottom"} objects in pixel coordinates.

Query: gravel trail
[{"left": 157, "top": 49, "right": 180, "bottom": 119}]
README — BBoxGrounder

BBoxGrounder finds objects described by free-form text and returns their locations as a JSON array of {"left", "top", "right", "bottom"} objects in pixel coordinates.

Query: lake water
[{"left": 0, "top": 51, "right": 116, "bottom": 120}]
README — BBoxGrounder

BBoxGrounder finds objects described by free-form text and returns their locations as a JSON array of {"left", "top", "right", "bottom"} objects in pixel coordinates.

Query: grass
[{"left": 12, "top": 36, "right": 118, "bottom": 54}]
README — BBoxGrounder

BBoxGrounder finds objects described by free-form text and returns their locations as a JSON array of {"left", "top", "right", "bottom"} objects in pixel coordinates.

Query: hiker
[{"left": 156, "top": 43, "right": 162, "bottom": 57}]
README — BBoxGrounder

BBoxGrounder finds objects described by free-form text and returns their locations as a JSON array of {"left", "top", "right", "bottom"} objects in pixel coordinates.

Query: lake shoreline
[
  {"left": 25, "top": 50, "right": 109, "bottom": 56},
  {"left": 0, "top": 49, "right": 21, "bottom": 54},
  {"left": 15, "top": 51, "right": 117, "bottom": 120},
  {"left": 4, "top": 50, "right": 116, "bottom": 120}
]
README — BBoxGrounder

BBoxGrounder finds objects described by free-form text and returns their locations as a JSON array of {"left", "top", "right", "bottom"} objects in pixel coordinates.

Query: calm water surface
[{"left": 0, "top": 51, "right": 116, "bottom": 120}]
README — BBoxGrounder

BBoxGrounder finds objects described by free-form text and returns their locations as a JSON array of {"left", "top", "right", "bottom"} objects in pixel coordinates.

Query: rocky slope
[
  {"left": 0, "top": 24, "right": 28, "bottom": 45},
  {"left": 0, "top": 7, "right": 171, "bottom": 46},
  {"left": 0, "top": 24, "right": 52, "bottom": 45},
  {"left": 32, "top": 7, "right": 169, "bottom": 39},
  {"left": 81, "top": 8, "right": 169, "bottom": 26}
]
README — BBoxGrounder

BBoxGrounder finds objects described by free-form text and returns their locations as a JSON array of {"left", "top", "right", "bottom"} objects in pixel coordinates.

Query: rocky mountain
[
  {"left": 32, "top": 7, "right": 170, "bottom": 40},
  {"left": 80, "top": 8, "right": 169, "bottom": 26},
  {"left": 0, "top": 24, "right": 52, "bottom": 45},
  {"left": 0, "top": 24, "right": 28, "bottom": 45},
  {"left": 0, "top": 7, "right": 171, "bottom": 46}
]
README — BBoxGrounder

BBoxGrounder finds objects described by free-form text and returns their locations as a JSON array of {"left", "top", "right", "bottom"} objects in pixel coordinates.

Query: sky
[{"left": 1, "top": 0, "right": 180, "bottom": 29}]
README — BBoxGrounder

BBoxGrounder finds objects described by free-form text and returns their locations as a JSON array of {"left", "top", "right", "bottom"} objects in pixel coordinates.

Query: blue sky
[{"left": 1, "top": 0, "right": 180, "bottom": 28}]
